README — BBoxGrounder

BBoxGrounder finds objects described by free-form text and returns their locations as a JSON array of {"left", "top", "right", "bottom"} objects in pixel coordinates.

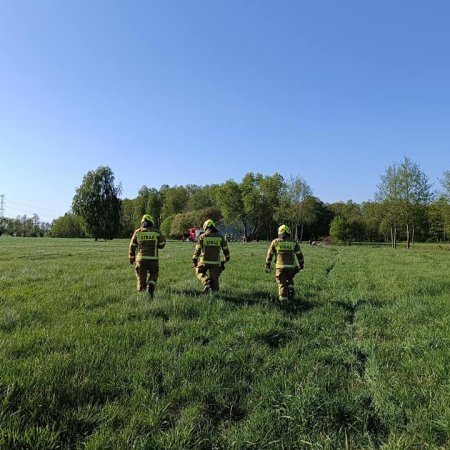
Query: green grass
[{"left": 1, "top": 238, "right": 449, "bottom": 449}]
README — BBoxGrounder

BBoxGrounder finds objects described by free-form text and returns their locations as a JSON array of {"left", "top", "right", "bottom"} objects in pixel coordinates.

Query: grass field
[{"left": 1, "top": 238, "right": 449, "bottom": 449}]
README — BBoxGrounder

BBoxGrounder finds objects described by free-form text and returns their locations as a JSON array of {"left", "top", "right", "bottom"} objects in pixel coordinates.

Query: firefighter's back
[
  {"left": 135, "top": 226, "right": 163, "bottom": 261},
  {"left": 272, "top": 237, "right": 298, "bottom": 269},
  {"left": 199, "top": 230, "right": 225, "bottom": 265}
]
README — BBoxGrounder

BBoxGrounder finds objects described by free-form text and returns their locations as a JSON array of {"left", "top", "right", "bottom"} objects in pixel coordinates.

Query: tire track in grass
[
  {"left": 324, "top": 247, "right": 340, "bottom": 278},
  {"left": 329, "top": 250, "right": 389, "bottom": 447},
  {"left": 348, "top": 299, "right": 388, "bottom": 447}
]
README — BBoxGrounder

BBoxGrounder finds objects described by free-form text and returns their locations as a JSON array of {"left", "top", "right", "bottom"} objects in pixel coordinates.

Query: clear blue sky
[{"left": 1, "top": 1, "right": 449, "bottom": 223}]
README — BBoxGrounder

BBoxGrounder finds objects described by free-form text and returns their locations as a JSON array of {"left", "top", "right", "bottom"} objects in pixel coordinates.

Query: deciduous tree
[
  {"left": 439, "top": 171, "right": 450, "bottom": 201},
  {"left": 216, "top": 180, "right": 247, "bottom": 233},
  {"left": 376, "top": 163, "right": 401, "bottom": 248},
  {"left": 376, "top": 157, "right": 433, "bottom": 248},
  {"left": 276, "top": 176, "right": 315, "bottom": 241},
  {"left": 72, "top": 166, "right": 122, "bottom": 240},
  {"left": 186, "top": 184, "right": 219, "bottom": 211},
  {"left": 330, "top": 216, "right": 352, "bottom": 244},
  {"left": 134, "top": 186, "right": 163, "bottom": 226},
  {"left": 51, "top": 213, "right": 86, "bottom": 238},
  {"left": 161, "top": 186, "right": 189, "bottom": 221}
]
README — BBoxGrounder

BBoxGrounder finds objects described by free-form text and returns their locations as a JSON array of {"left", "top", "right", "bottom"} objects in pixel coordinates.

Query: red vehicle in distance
[{"left": 187, "top": 227, "right": 203, "bottom": 242}]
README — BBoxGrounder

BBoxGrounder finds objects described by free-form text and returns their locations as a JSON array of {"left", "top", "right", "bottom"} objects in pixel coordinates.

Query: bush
[{"left": 329, "top": 216, "right": 352, "bottom": 244}]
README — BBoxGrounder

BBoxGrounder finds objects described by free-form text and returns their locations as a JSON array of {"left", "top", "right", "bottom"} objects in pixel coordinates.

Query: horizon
[{"left": 1, "top": 160, "right": 445, "bottom": 225}]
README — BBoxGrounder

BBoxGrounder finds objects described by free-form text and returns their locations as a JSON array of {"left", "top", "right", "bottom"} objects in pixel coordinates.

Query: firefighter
[
  {"left": 129, "top": 214, "right": 166, "bottom": 298},
  {"left": 192, "top": 219, "right": 230, "bottom": 293},
  {"left": 265, "top": 224, "right": 304, "bottom": 302}
]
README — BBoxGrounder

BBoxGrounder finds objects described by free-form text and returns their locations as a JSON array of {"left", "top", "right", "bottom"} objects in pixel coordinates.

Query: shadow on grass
[
  {"left": 218, "top": 291, "right": 319, "bottom": 317},
  {"left": 204, "top": 393, "right": 247, "bottom": 427},
  {"left": 216, "top": 290, "right": 273, "bottom": 306},
  {"left": 334, "top": 298, "right": 384, "bottom": 313},
  {"left": 333, "top": 299, "right": 384, "bottom": 326},
  {"left": 162, "top": 288, "right": 319, "bottom": 317},
  {"left": 165, "top": 288, "right": 272, "bottom": 305},
  {"left": 255, "top": 329, "right": 293, "bottom": 349},
  {"left": 165, "top": 287, "right": 202, "bottom": 297},
  {"left": 280, "top": 299, "right": 318, "bottom": 316}
]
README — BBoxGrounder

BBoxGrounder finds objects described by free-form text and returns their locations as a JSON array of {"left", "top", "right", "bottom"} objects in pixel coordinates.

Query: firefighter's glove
[
  {"left": 129, "top": 258, "right": 135, "bottom": 265},
  {"left": 220, "top": 261, "right": 226, "bottom": 273},
  {"left": 225, "top": 256, "right": 230, "bottom": 263},
  {"left": 192, "top": 259, "right": 198, "bottom": 268},
  {"left": 265, "top": 263, "right": 271, "bottom": 273},
  {"left": 299, "top": 264, "right": 304, "bottom": 270}
]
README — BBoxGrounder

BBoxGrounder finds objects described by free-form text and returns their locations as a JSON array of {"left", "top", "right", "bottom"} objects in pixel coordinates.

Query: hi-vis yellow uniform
[
  {"left": 192, "top": 229, "right": 230, "bottom": 291},
  {"left": 129, "top": 225, "right": 166, "bottom": 293},
  {"left": 266, "top": 237, "right": 304, "bottom": 301}
]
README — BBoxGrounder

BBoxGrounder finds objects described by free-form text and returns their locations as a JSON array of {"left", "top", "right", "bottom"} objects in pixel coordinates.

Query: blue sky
[{"left": 1, "top": 1, "right": 449, "bottom": 223}]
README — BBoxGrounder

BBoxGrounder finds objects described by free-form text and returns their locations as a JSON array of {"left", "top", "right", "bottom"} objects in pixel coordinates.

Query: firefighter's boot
[
  {"left": 147, "top": 281, "right": 156, "bottom": 299},
  {"left": 288, "top": 285, "right": 295, "bottom": 300},
  {"left": 202, "top": 279, "right": 212, "bottom": 294}
]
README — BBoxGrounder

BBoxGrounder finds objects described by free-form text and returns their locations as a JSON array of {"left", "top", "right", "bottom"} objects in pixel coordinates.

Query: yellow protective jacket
[
  {"left": 266, "top": 237, "right": 304, "bottom": 269},
  {"left": 193, "top": 229, "right": 230, "bottom": 266},
  {"left": 129, "top": 226, "right": 166, "bottom": 262}
]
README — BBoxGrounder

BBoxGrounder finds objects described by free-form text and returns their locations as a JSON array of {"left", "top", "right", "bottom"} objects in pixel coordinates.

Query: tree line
[
  {"left": 1, "top": 160, "right": 449, "bottom": 245},
  {"left": 0, "top": 213, "right": 51, "bottom": 237}
]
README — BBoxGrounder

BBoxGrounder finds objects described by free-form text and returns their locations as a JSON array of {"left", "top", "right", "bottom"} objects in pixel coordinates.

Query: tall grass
[{"left": 0, "top": 238, "right": 449, "bottom": 448}]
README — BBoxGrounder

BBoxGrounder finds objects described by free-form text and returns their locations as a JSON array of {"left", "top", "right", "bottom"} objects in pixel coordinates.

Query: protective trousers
[
  {"left": 135, "top": 260, "right": 159, "bottom": 293},
  {"left": 275, "top": 268, "right": 297, "bottom": 301},
  {"left": 195, "top": 265, "right": 221, "bottom": 291}
]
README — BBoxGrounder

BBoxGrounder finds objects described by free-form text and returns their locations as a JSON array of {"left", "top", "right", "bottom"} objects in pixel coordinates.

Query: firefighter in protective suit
[
  {"left": 192, "top": 219, "right": 230, "bottom": 293},
  {"left": 129, "top": 214, "right": 166, "bottom": 297},
  {"left": 265, "top": 224, "right": 304, "bottom": 302}
]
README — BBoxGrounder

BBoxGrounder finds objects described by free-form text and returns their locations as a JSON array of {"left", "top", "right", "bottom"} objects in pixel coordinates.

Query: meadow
[{"left": 1, "top": 238, "right": 449, "bottom": 449}]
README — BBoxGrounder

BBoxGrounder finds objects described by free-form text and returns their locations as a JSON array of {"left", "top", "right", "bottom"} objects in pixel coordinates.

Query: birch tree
[
  {"left": 276, "top": 176, "right": 315, "bottom": 241},
  {"left": 376, "top": 157, "right": 433, "bottom": 248}
]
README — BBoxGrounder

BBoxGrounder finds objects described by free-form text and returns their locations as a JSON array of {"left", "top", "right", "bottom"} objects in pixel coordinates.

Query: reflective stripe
[
  {"left": 204, "top": 237, "right": 222, "bottom": 247},
  {"left": 137, "top": 232, "right": 159, "bottom": 243},
  {"left": 202, "top": 260, "right": 220, "bottom": 265},
  {"left": 136, "top": 231, "right": 159, "bottom": 260},
  {"left": 275, "top": 264, "right": 297, "bottom": 269},
  {"left": 275, "top": 241, "right": 296, "bottom": 251}
]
